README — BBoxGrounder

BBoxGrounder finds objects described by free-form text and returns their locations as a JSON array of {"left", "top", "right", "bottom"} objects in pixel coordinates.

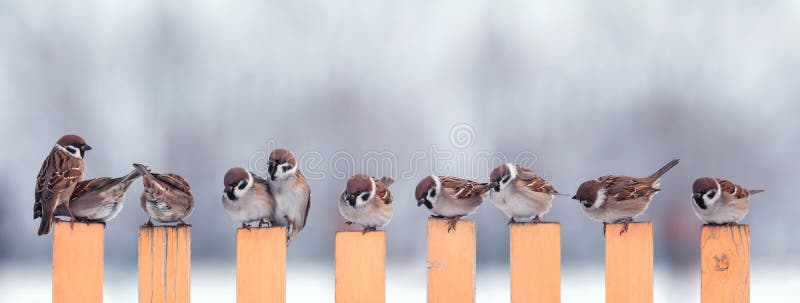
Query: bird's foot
[
  {"left": 507, "top": 217, "right": 516, "bottom": 225},
  {"left": 362, "top": 226, "right": 377, "bottom": 235},
  {"left": 242, "top": 223, "right": 251, "bottom": 230},
  {"left": 345, "top": 221, "right": 353, "bottom": 226},
  {"left": 178, "top": 219, "right": 192, "bottom": 227},
  {"left": 144, "top": 218, "right": 154, "bottom": 227},
  {"left": 532, "top": 216, "right": 543, "bottom": 224},
  {"left": 617, "top": 218, "right": 633, "bottom": 236},
  {"left": 258, "top": 219, "right": 271, "bottom": 228},
  {"left": 446, "top": 216, "right": 461, "bottom": 233}
]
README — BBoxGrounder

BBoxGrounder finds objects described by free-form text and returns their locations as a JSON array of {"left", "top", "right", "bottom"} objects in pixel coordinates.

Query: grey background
[{"left": 1, "top": 1, "right": 798, "bottom": 301}]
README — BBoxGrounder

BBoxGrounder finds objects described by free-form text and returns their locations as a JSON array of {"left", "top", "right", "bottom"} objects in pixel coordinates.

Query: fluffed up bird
[
  {"left": 488, "top": 163, "right": 565, "bottom": 224},
  {"left": 339, "top": 174, "right": 394, "bottom": 233},
  {"left": 33, "top": 134, "right": 92, "bottom": 235},
  {"left": 572, "top": 159, "right": 679, "bottom": 234},
  {"left": 415, "top": 175, "right": 490, "bottom": 232},
  {"left": 133, "top": 163, "right": 194, "bottom": 226},
  {"left": 692, "top": 177, "right": 763, "bottom": 225},
  {"left": 54, "top": 169, "right": 141, "bottom": 224},
  {"left": 266, "top": 148, "right": 311, "bottom": 245},
  {"left": 222, "top": 167, "right": 276, "bottom": 228}
]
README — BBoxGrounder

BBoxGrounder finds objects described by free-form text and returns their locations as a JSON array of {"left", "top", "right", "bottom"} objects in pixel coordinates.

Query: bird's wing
[
  {"left": 373, "top": 177, "right": 394, "bottom": 204},
  {"left": 154, "top": 173, "right": 192, "bottom": 194},
  {"left": 439, "top": 176, "right": 489, "bottom": 199},
  {"left": 717, "top": 179, "right": 753, "bottom": 199},
  {"left": 515, "top": 166, "right": 561, "bottom": 195},
  {"left": 600, "top": 175, "right": 658, "bottom": 201}
]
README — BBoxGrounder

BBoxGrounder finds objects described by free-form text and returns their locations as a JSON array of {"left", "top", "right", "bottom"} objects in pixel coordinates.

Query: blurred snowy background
[{"left": 2, "top": 0, "right": 799, "bottom": 302}]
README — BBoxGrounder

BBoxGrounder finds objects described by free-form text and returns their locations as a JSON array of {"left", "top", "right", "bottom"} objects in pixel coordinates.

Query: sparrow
[
  {"left": 339, "top": 174, "right": 394, "bottom": 233},
  {"left": 415, "top": 175, "right": 490, "bottom": 232},
  {"left": 266, "top": 148, "right": 311, "bottom": 245},
  {"left": 33, "top": 134, "right": 92, "bottom": 236},
  {"left": 222, "top": 167, "right": 277, "bottom": 228},
  {"left": 133, "top": 163, "right": 194, "bottom": 226},
  {"left": 488, "top": 163, "right": 564, "bottom": 224},
  {"left": 53, "top": 168, "right": 141, "bottom": 224},
  {"left": 692, "top": 177, "right": 764, "bottom": 225},
  {"left": 572, "top": 159, "right": 679, "bottom": 234}
]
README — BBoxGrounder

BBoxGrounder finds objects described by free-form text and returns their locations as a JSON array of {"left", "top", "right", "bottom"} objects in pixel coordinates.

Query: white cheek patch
[
  {"left": 278, "top": 163, "right": 297, "bottom": 178},
  {"left": 56, "top": 144, "right": 82, "bottom": 159},
  {"left": 232, "top": 172, "right": 254, "bottom": 198},
  {"left": 593, "top": 189, "right": 607, "bottom": 209},
  {"left": 704, "top": 182, "right": 722, "bottom": 206},
  {"left": 356, "top": 179, "right": 378, "bottom": 207}
]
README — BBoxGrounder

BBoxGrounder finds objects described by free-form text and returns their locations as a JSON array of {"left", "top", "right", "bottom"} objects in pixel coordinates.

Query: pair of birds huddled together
[
  {"left": 343, "top": 159, "right": 763, "bottom": 235},
  {"left": 34, "top": 135, "right": 194, "bottom": 236}
]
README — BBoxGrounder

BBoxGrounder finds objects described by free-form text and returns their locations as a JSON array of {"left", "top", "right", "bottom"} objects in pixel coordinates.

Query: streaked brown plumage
[
  {"left": 415, "top": 175, "right": 489, "bottom": 231},
  {"left": 339, "top": 174, "right": 394, "bottom": 233},
  {"left": 573, "top": 159, "right": 679, "bottom": 234},
  {"left": 692, "top": 177, "right": 764, "bottom": 224},
  {"left": 267, "top": 148, "right": 311, "bottom": 245},
  {"left": 54, "top": 169, "right": 141, "bottom": 223},
  {"left": 134, "top": 163, "right": 194, "bottom": 226},
  {"left": 488, "top": 163, "right": 563, "bottom": 224},
  {"left": 33, "top": 134, "right": 92, "bottom": 235},
  {"left": 222, "top": 167, "right": 277, "bottom": 228}
]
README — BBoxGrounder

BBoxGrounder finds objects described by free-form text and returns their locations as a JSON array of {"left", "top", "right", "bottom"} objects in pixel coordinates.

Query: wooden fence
[{"left": 49, "top": 220, "right": 751, "bottom": 302}]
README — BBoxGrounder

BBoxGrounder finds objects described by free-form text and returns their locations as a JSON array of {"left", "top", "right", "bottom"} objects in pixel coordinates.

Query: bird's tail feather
[
  {"left": 37, "top": 202, "right": 54, "bottom": 236},
  {"left": 750, "top": 189, "right": 765, "bottom": 195},
  {"left": 648, "top": 159, "right": 680, "bottom": 181}
]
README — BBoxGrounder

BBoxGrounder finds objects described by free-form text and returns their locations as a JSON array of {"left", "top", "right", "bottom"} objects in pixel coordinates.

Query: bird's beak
[
  {"left": 417, "top": 199, "right": 425, "bottom": 207},
  {"left": 571, "top": 195, "right": 577, "bottom": 200},
  {"left": 693, "top": 193, "right": 701, "bottom": 198},
  {"left": 346, "top": 194, "right": 356, "bottom": 207},
  {"left": 267, "top": 161, "right": 277, "bottom": 180},
  {"left": 488, "top": 182, "right": 499, "bottom": 192},
  {"left": 224, "top": 186, "right": 233, "bottom": 193},
  {"left": 82, "top": 144, "right": 92, "bottom": 151}
]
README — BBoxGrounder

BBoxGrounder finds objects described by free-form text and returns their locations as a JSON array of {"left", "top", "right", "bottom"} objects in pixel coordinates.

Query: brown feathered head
[
  {"left": 56, "top": 134, "right": 91, "bottom": 158},
  {"left": 572, "top": 179, "right": 604, "bottom": 209},
  {"left": 268, "top": 148, "right": 297, "bottom": 181},
  {"left": 342, "top": 174, "right": 375, "bottom": 207},
  {"left": 692, "top": 177, "right": 720, "bottom": 210},
  {"left": 223, "top": 167, "right": 252, "bottom": 200},
  {"left": 414, "top": 175, "right": 438, "bottom": 209}
]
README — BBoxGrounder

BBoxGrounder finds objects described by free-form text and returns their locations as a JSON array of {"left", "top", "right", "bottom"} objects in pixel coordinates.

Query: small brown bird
[
  {"left": 415, "top": 175, "right": 490, "bottom": 231},
  {"left": 33, "top": 134, "right": 92, "bottom": 235},
  {"left": 266, "top": 148, "right": 311, "bottom": 245},
  {"left": 339, "top": 174, "right": 394, "bottom": 233},
  {"left": 134, "top": 163, "right": 194, "bottom": 226},
  {"left": 488, "top": 163, "right": 564, "bottom": 224},
  {"left": 54, "top": 169, "right": 141, "bottom": 223},
  {"left": 222, "top": 167, "right": 276, "bottom": 228},
  {"left": 572, "top": 159, "right": 679, "bottom": 234},
  {"left": 692, "top": 177, "right": 763, "bottom": 224}
]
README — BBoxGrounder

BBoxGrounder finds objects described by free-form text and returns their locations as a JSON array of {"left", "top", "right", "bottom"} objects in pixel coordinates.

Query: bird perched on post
[
  {"left": 572, "top": 159, "right": 679, "bottom": 235},
  {"left": 339, "top": 174, "right": 394, "bottom": 233},
  {"left": 691, "top": 177, "right": 763, "bottom": 225},
  {"left": 415, "top": 175, "right": 490, "bottom": 232},
  {"left": 266, "top": 148, "right": 311, "bottom": 245},
  {"left": 133, "top": 163, "right": 194, "bottom": 226},
  {"left": 54, "top": 169, "right": 141, "bottom": 224},
  {"left": 488, "top": 163, "right": 564, "bottom": 224},
  {"left": 33, "top": 134, "right": 92, "bottom": 236},
  {"left": 222, "top": 167, "right": 276, "bottom": 228}
]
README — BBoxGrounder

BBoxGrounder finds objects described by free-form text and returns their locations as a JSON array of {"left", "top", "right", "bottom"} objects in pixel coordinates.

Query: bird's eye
[
  {"left": 430, "top": 188, "right": 436, "bottom": 197},
  {"left": 361, "top": 193, "right": 370, "bottom": 201},
  {"left": 502, "top": 175, "right": 510, "bottom": 183},
  {"left": 282, "top": 165, "right": 291, "bottom": 172},
  {"left": 707, "top": 190, "right": 716, "bottom": 199}
]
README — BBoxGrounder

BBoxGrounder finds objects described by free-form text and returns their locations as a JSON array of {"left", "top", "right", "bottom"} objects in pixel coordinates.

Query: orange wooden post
[
  {"left": 52, "top": 221, "right": 104, "bottom": 303},
  {"left": 427, "top": 218, "right": 475, "bottom": 303},
  {"left": 700, "top": 224, "right": 750, "bottom": 303},
  {"left": 605, "top": 222, "right": 653, "bottom": 303},
  {"left": 510, "top": 222, "right": 560, "bottom": 303},
  {"left": 335, "top": 231, "right": 386, "bottom": 303},
  {"left": 237, "top": 227, "right": 286, "bottom": 303},
  {"left": 138, "top": 226, "right": 191, "bottom": 303}
]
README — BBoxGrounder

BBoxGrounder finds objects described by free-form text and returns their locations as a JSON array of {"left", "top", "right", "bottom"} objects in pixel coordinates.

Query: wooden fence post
[
  {"left": 237, "top": 227, "right": 286, "bottom": 303},
  {"left": 510, "top": 222, "right": 560, "bottom": 303},
  {"left": 138, "top": 226, "right": 191, "bottom": 303},
  {"left": 700, "top": 224, "right": 750, "bottom": 303},
  {"left": 605, "top": 222, "right": 653, "bottom": 303},
  {"left": 52, "top": 221, "right": 104, "bottom": 303},
  {"left": 427, "top": 218, "right": 475, "bottom": 303},
  {"left": 335, "top": 231, "right": 386, "bottom": 303}
]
